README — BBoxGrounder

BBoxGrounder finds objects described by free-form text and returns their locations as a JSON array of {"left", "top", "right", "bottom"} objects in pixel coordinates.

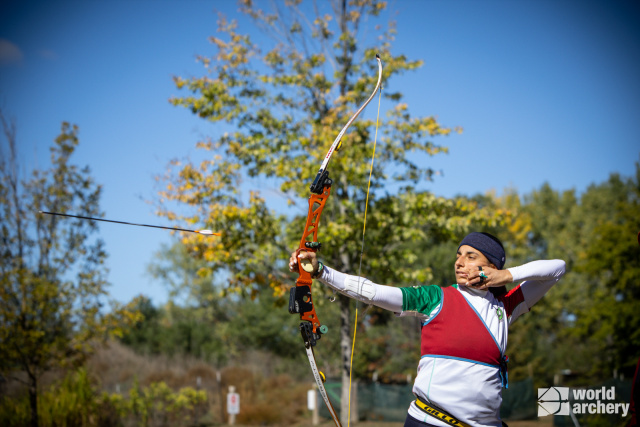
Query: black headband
[{"left": 458, "top": 232, "right": 506, "bottom": 269}]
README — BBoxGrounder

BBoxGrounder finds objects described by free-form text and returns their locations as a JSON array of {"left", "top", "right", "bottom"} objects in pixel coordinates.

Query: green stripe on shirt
[{"left": 401, "top": 284, "right": 447, "bottom": 315}]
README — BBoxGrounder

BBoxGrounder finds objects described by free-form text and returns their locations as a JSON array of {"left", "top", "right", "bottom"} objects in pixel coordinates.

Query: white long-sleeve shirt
[{"left": 317, "top": 259, "right": 566, "bottom": 427}]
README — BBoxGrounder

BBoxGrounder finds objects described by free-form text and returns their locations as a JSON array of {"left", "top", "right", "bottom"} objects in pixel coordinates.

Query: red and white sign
[{"left": 227, "top": 392, "right": 240, "bottom": 415}]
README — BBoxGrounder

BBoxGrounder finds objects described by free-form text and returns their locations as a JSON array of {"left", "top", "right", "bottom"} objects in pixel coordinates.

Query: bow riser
[
  {"left": 288, "top": 181, "right": 332, "bottom": 345},
  {"left": 299, "top": 184, "right": 331, "bottom": 249}
]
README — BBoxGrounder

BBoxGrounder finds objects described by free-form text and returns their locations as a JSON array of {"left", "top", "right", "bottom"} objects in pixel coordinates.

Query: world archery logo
[
  {"left": 538, "top": 385, "right": 630, "bottom": 418},
  {"left": 538, "top": 387, "right": 570, "bottom": 416}
]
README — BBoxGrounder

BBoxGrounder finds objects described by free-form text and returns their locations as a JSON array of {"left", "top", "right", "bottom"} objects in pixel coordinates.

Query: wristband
[{"left": 312, "top": 261, "right": 324, "bottom": 278}]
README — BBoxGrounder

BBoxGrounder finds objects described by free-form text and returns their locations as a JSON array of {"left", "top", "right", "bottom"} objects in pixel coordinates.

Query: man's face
[{"left": 455, "top": 245, "right": 491, "bottom": 285}]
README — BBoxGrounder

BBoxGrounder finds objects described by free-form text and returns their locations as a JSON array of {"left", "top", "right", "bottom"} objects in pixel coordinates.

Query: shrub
[{"left": 0, "top": 368, "right": 207, "bottom": 427}]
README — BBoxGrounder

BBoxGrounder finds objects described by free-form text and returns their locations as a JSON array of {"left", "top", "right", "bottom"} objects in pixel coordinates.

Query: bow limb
[{"left": 309, "top": 54, "right": 383, "bottom": 194}]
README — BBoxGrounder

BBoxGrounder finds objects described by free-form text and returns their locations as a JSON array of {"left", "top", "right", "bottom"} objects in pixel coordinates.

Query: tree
[
  {"left": 486, "top": 169, "right": 640, "bottom": 385},
  {"left": 568, "top": 167, "right": 640, "bottom": 378},
  {"left": 160, "top": 1, "right": 506, "bottom": 422},
  {"left": 0, "top": 110, "right": 140, "bottom": 427}
]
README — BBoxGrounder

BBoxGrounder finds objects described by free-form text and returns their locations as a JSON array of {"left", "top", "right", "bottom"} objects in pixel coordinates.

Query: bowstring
[{"left": 348, "top": 82, "right": 382, "bottom": 426}]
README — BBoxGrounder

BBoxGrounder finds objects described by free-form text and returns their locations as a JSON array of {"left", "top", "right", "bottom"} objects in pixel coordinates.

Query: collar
[{"left": 459, "top": 284, "right": 489, "bottom": 298}]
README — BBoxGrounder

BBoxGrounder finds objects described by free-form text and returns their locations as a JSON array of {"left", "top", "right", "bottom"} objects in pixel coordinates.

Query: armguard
[{"left": 344, "top": 275, "right": 377, "bottom": 301}]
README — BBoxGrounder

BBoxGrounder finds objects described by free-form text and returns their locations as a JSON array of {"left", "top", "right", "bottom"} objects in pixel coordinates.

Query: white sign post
[
  {"left": 227, "top": 386, "right": 240, "bottom": 425},
  {"left": 308, "top": 386, "right": 319, "bottom": 425}
]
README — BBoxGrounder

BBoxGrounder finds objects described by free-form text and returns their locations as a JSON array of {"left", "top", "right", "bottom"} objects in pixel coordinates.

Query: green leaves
[
  {"left": 157, "top": 4, "right": 508, "bottom": 412},
  {"left": 0, "top": 112, "right": 142, "bottom": 424},
  {"left": 161, "top": 1, "right": 482, "bottom": 289}
]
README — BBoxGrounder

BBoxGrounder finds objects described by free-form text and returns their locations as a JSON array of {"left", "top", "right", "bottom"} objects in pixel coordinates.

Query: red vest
[{"left": 421, "top": 286, "right": 501, "bottom": 366}]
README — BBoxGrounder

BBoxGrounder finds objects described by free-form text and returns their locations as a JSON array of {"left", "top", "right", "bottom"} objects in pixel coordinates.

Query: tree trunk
[
  {"left": 339, "top": 293, "right": 352, "bottom": 425},
  {"left": 28, "top": 374, "right": 38, "bottom": 427}
]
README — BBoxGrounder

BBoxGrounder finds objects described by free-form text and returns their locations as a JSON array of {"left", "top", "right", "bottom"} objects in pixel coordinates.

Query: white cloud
[{"left": 0, "top": 38, "right": 23, "bottom": 66}]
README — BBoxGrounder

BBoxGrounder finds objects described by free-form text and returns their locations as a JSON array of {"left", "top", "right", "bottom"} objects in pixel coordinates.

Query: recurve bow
[{"left": 288, "top": 54, "right": 383, "bottom": 426}]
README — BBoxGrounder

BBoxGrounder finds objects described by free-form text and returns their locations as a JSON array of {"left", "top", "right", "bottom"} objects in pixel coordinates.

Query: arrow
[{"left": 39, "top": 211, "right": 221, "bottom": 236}]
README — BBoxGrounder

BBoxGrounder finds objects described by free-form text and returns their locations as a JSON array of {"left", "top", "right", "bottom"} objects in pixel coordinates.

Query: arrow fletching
[{"left": 196, "top": 230, "right": 221, "bottom": 236}]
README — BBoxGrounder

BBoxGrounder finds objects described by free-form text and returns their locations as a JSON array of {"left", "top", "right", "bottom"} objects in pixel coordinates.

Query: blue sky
[{"left": 1, "top": 0, "right": 638, "bottom": 306}]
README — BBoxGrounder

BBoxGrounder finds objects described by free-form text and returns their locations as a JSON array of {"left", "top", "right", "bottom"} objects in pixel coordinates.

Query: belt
[{"left": 414, "top": 396, "right": 471, "bottom": 427}]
